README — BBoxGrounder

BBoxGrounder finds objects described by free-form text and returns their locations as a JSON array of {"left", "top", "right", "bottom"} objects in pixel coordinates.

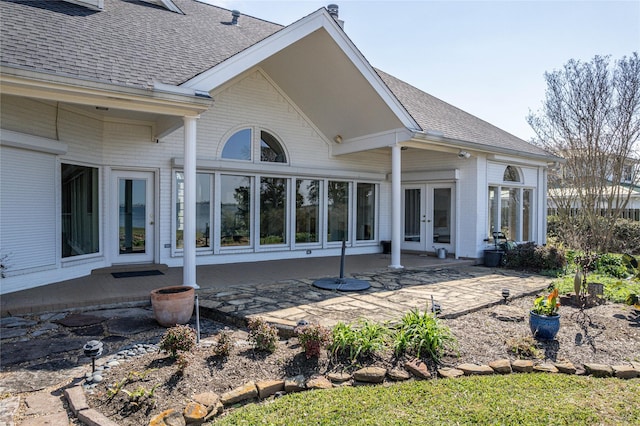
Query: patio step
[{"left": 91, "top": 264, "right": 169, "bottom": 275}]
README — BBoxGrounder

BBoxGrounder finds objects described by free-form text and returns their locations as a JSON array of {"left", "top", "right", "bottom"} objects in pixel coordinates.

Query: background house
[{"left": 0, "top": 0, "right": 560, "bottom": 293}]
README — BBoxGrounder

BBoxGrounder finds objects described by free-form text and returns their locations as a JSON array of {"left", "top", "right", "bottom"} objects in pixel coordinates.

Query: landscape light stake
[
  {"left": 83, "top": 340, "right": 103, "bottom": 373},
  {"left": 195, "top": 294, "right": 201, "bottom": 344},
  {"left": 502, "top": 288, "right": 510, "bottom": 304}
]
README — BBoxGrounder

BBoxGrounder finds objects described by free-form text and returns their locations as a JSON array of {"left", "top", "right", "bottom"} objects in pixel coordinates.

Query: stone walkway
[
  {"left": 0, "top": 263, "right": 553, "bottom": 425},
  {"left": 198, "top": 265, "right": 553, "bottom": 333}
]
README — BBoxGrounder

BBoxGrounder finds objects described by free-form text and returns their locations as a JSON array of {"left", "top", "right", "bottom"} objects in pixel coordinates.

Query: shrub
[
  {"left": 595, "top": 253, "right": 627, "bottom": 278},
  {"left": 505, "top": 336, "right": 542, "bottom": 359},
  {"left": 247, "top": 317, "right": 279, "bottom": 353},
  {"left": 295, "top": 323, "right": 332, "bottom": 359},
  {"left": 503, "top": 242, "right": 566, "bottom": 273},
  {"left": 392, "top": 307, "right": 457, "bottom": 362},
  {"left": 159, "top": 325, "right": 196, "bottom": 358},
  {"left": 329, "top": 320, "right": 389, "bottom": 362},
  {"left": 213, "top": 328, "right": 234, "bottom": 357}
]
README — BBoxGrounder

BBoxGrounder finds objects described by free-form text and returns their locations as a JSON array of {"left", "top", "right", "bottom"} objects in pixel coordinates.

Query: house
[{"left": 0, "top": 0, "right": 560, "bottom": 294}]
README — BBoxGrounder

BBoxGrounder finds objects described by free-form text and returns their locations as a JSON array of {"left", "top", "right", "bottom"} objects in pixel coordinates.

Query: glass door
[
  {"left": 402, "top": 186, "right": 425, "bottom": 251},
  {"left": 112, "top": 170, "right": 155, "bottom": 264},
  {"left": 402, "top": 184, "right": 455, "bottom": 253}
]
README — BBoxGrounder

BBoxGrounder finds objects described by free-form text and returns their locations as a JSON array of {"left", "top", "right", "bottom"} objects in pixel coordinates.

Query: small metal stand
[
  {"left": 312, "top": 240, "right": 371, "bottom": 292},
  {"left": 431, "top": 295, "right": 441, "bottom": 315},
  {"left": 83, "top": 340, "right": 103, "bottom": 373}
]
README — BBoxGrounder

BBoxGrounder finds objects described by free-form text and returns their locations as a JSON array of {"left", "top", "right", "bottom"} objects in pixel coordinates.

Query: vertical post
[
  {"left": 183, "top": 115, "right": 200, "bottom": 289},
  {"left": 390, "top": 145, "right": 403, "bottom": 269}
]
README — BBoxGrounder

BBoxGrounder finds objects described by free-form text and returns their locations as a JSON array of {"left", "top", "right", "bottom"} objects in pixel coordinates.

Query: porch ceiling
[{"left": 260, "top": 29, "right": 405, "bottom": 142}]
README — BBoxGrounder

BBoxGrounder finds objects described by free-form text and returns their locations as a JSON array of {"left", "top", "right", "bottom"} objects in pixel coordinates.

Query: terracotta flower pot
[{"left": 150, "top": 286, "right": 195, "bottom": 327}]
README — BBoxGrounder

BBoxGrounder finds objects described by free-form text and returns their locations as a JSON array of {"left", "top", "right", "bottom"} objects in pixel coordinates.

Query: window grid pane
[
  {"left": 220, "top": 175, "right": 251, "bottom": 247},
  {"left": 357, "top": 183, "right": 375, "bottom": 241},
  {"left": 61, "top": 164, "right": 99, "bottom": 257},
  {"left": 328, "top": 181, "right": 349, "bottom": 242},
  {"left": 295, "top": 179, "right": 320, "bottom": 243},
  {"left": 260, "top": 177, "right": 287, "bottom": 245}
]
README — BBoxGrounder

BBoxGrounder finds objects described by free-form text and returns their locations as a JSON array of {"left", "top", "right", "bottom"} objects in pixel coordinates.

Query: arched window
[
  {"left": 503, "top": 165, "right": 520, "bottom": 182},
  {"left": 260, "top": 131, "right": 286, "bottom": 163},
  {"left": 221, "top": 128, "right": 252, "bottom": 161}
]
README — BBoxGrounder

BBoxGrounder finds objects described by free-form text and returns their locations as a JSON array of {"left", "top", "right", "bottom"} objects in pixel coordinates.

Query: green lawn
[{"left": 214, "top": 374, "right": 640, "bottom": 425}]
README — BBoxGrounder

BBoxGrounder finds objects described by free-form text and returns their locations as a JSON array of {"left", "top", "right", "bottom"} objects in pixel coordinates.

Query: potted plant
[
  {"left": 529, "top": 288, "right": 560, "bottom": 340},
  {"left": 150, "top": 286, "right": 195, "bottom": 327}
]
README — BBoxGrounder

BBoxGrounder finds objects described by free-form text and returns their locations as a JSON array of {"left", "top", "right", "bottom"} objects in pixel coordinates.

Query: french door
[
  {"left": 402, "top": 183, "right": 454, "bottom": 253},
  {"left": 111, "top": 170, "right": 155, "bottom": 264}
]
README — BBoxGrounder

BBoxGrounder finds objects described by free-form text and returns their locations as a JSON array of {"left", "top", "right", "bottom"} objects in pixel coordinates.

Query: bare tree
[{"left": 528, "top": 53, "right": 640, "bottom": 252}]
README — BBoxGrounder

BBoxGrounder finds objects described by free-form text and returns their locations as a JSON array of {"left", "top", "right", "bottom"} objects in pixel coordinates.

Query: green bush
[
  {"left": 503, "top": 242, "right": 566, "bottom": 273},
  {"left": 548, "top": 215, "right": 640, "bottom": 255},
  {"left": 595, "top": 253, "right": 627, "bottom": 278},
  {"left": 247, "top": 317, "right": 279, "bottom": 353},
  {"left": 392, "top": 307, "right": 456, "bottom": 362},
  {"left": 329, "top": 320, "right": 389, "bottom": 362}
]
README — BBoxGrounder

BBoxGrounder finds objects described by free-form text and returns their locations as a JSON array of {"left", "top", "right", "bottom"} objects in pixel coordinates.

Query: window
[
  {"left": 175, "top": 172, "right": 211, "bottom": 249},
  {"left": 356, "top": 183, "right": 375, "bottom": 240},
  {"left": 260, "top": 177, "right": 287, "bottom": 245},
  {"left": 61, "top": 164, "right": 99, "bottom": 257},
  {"left": 221, "top": 128, "right": 287, "bottom": 163},
  {"left": 327, "top": 181, "right": 349, "bottom": 242},
  {"left": 295, "top": 179, "right": 320, "bottom": 243},
  {"left": 221, "top": 129, "right": 252, "bottom": 160},
  {"left": 504, "top": 166, "right": 520, "bottom": 182},
  {"left": 260, "top": 131, "right": 286, "bottom": 163},
  {"left": 488, "top": 166, "right": 534, "bottom": 241},
  {"left": 220, "top": 175, "right": 251, "bottom": 247}
]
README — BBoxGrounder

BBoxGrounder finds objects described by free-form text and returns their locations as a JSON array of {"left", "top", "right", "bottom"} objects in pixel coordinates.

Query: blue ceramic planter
[{"left": 529, "top": 311, "right": 560, "bottom": 340}]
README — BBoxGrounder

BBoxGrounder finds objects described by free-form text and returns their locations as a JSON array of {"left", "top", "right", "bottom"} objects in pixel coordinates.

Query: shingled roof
[
  {"left": 1, "top": 0, "right": 551, "bottom": 158},
  {"left": 0, "top": 0, "right": 282, "bottom": 89}
]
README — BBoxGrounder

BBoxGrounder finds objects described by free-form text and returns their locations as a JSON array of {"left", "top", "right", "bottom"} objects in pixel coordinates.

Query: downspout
[
  {"left": 183, "top": 115, "right": 200, "bottom": 288},
  {"left": 390, "top": 144, "right": 403, "bottom": 269}
]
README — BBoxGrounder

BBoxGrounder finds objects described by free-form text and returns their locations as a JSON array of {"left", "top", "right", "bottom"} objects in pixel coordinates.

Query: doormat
[{"left": 111, "top": 270, "right": 164, "bottom": 278}]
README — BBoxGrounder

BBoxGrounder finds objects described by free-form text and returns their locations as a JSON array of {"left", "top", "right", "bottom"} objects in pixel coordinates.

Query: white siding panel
[
  {"left": 0, "top": 95, "right": 58, "bottom": 140},
  {"left": 0, "top": 146, "right": 57, "bottom": 273}
]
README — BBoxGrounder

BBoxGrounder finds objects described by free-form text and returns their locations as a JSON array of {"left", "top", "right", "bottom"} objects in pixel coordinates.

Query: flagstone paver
[{"left": 198, "top": 266, "right": 552, "bottom": 331}]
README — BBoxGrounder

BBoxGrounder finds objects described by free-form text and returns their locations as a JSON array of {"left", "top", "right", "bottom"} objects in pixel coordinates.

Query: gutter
[{"left": 410, "top": 130, "right": 565, "bottom": 165}]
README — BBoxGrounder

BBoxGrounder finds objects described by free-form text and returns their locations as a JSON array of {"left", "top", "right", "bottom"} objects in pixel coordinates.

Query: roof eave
[
  {"left": 1, "top": 66, "right": 212, "bottom": 117},
  {"left": 411, "top": 131, "right": 564, "bottom": 165}
]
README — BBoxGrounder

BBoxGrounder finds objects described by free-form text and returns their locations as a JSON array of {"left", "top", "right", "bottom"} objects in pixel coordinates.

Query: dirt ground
[{"left": 85, "top": 294, "right": 640, "bottom": 425}]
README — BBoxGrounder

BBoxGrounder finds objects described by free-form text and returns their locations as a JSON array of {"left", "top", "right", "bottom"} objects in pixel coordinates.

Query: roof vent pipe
[
  {"left": 327, "top": 4, "right": 344, "bottom": 28},
  {"left": 231, "top": 10, "right": 240, "bottom": 25}
]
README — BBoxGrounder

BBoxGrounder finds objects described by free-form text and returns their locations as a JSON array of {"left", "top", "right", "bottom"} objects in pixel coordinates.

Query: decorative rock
[
  {"left": 584, "top": 363, "right": 613, "bottom": 378},
  {"left": 457, "top": 363, "right": 494, "bottom": 376},
  {"left": 327, "top": 372, "right": 352, "bottom": 383},
  {"left": 489, "top": 359, "right": 512, "bottom": 374},
  {"left": 491, "top": 306, "right": 525, "bottom": 322},
  {"left": 203, "top": 402, "right": 224, "bottom": 422},
  {"left": 256, "top": 380, "right": 285, "bottom": 398},
  {"left": 92, "top": 374, "right": 103, "bottom": 383},
  {"left": 306, "top": 376, "right": 333, "bottom": 390},
  {"left": 404, "top": 360, "right": 431, "bottom": 379},
  {"left": 149, "top": 408, "right": 186, "bottom": 426},
  {"left": 64, "top": 386, "right": 89, "bottom": 415},
  {"left": 630, "top": 361, "right": 640, "bottom": 372},
  {"left": 438, "top": 367, "right": 464, "bottom": 379},
  {"left": 284, "top": 375, "right": 306, "bottom": 392},
  {"left": 511, "top": 359, "right": 534, "bottom": 373},
  {"left": 533, "top": 363, "right": 559, "bottom": 373},
  {"left": 353, "top": 366, "right": 387, "bottom": 383},
  {"left": 554, "top": 361, "right": 577, "bottom": 375},
  {"left": 183, "top": 402, "right": 208, "bottom": 424},
  {"left": 388, "top": 368, "right": 411, "bottom": 381},
  {"left": 220, "top": 381, "right": 258, "bottom": 405},
  {"left": 612, "top": 365, "right": 639, "bottom": 379}
]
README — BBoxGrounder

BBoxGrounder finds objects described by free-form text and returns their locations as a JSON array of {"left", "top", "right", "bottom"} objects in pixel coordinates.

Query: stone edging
[{"left": 66, "top": 359, "right": 640, "bottom": 425}]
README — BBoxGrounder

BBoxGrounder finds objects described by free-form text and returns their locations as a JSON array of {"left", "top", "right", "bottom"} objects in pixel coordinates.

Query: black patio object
[{"left": 312, "top": 240, "right": 371, "bottom": 292}]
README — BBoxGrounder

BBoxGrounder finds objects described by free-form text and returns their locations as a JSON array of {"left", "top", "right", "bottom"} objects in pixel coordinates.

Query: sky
[{"left": 200, "top": 0, "right": 640, "bottom": 142}]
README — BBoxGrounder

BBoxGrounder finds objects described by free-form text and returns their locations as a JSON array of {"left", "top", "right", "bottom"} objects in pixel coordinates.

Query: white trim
[
  {"left": 331, "top": 128, "right": 413, "bottom": 156},
  {"left": 400, "top": 169, "right": 460, "bottom": 182},
  {"left": 62, "top": 0, "right": 103, "bottom": 11},
  {"left": 182, "top": 9, "right": 419, "bottom": 131},
  {"left": 171, "top": 158, "right": 386, "bottom": 181},
  {"left": 0, "top": 129, "right": 67, "bottom": 155}
]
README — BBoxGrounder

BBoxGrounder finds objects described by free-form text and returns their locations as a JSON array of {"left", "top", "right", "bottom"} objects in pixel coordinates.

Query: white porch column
[
  {"left": 390, "top": 144, "right": 403, "bottom": 269},
  {"left": 183, "top": 115, "right": 200, "bottom": 289}
]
